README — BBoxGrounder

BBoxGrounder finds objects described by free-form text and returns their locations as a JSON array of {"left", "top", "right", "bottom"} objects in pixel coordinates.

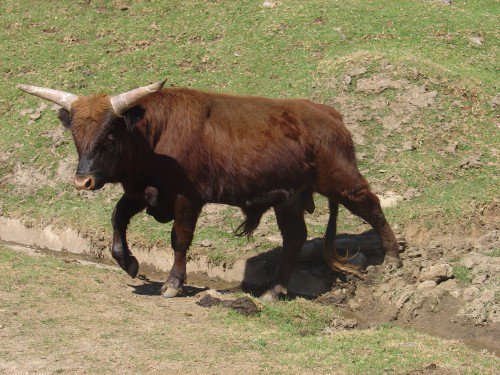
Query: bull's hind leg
[
  {"left": 161, "top": 195, "right": 201, "bottom": 298},
  {"left": 261, "top": 201, "right": 307, "bottom": 302},
  {"left": 339, "top": 184, "right": 401, "bottom": 267},
  {"left": 111, "top": 194, "right": 147, "bottom": 278}
]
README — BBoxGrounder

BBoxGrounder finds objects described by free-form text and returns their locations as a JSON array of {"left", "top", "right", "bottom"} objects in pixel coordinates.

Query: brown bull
[{"left": 18, "top": 80, "right": 401, "bottom": 301}]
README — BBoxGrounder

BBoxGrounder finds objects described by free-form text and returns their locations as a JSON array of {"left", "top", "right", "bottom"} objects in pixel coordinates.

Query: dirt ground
[{"left": 1, "top": 244, "right": 499, "bottom": 375}]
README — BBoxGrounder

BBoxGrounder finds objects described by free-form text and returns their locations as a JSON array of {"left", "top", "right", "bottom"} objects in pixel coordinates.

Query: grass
[
  {"left": 0, "top": 0, "right": 498, "bottom": 264},
  {"left": 453, "top": 265, "right": 472, "bottom": 284},
  {"left": 0, "top": 244, "right": 498, "bottom": 374}
]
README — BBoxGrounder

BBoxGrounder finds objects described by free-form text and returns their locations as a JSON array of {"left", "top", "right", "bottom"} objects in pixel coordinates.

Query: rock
[
  {"left": 472, "top": 274, "right": 488, "bottom": 285},
  {"left": 492, "top": 95, "right": 500, "bottom": 107},
  {"left": 469, "top": 36, "right": 483, "bottom": 46},
  {"left": 462, "top": 286, "right": 480, "bottom": 301},
  {"left": 343, "top": 75, "right": 352, "bottom": 84},
  {"left": 262, "top": 1, "right": 276, "bottom": 8},
  {"left": 437, "top": 279, "right": 458, "bottom": 292},
  {"left": 418, "top": 280, "right": 437, "bottom": 289},
  {"left": 379, "top": 190, "right": 403, "bottom": 208},
  {"left": 442, "top": 0, "right": 451, "bottom": 4},
  {"left": 206, "top": 289, "right": 223, "bottom": 298},
  {"left": 402, "top": 141, "right": 415, "bottom": 151},
  {"left": 419, "top": 263, "right": 453, "bottom": 282},
  {"left": 450, "top": 290, "right": 461, "bottom": 298}
]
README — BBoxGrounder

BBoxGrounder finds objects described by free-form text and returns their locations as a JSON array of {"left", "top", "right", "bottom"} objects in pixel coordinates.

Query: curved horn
[
  {"left": 17, "top": 84, "right": 78, "bottom": 111},
  {"left": 110, "top": 79, "right": 166, "bottom": 115}
]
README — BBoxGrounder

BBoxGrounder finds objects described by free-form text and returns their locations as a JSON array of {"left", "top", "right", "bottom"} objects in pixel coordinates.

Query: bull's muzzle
[{"left": 74, "top": 175, "right": 95, "bottom": 191}]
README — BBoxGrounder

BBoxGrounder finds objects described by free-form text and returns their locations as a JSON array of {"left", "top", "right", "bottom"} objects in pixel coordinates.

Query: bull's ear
[
  {"left": 57, "top": 108, "right": 72, "bottom": 129},
  {"left": 123, "top": 105, "right": 146, "bottom": 132}
]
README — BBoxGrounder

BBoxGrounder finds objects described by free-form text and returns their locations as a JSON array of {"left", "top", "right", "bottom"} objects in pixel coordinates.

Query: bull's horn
[
  {"left": 17, "top": 84, "right": 78, "bottom": 112},
  {"left": 110, "top": 79, "right": 166, "bottom": 115}
]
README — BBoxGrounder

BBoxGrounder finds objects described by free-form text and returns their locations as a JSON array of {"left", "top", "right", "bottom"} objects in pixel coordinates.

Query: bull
[{"left": 18, "top": 80, "right": 401, "bottom": 301}]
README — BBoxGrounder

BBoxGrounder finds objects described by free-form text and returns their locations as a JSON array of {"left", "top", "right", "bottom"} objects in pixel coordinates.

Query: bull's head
[{"left": 18, "top": 80, "right": 166, "bottom": 190}]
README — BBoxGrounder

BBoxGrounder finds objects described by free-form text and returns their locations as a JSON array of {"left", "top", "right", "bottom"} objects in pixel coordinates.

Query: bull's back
[{"left": 151, "top": 89, "right": 353, "bottom": 202}]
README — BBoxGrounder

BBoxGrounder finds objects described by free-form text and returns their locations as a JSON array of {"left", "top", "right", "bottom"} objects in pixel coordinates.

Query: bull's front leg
[
  {"left": 111, "top": 194, "right": 146, "bottom": 278},
  {"left": 161, "top": 195, "right": 201, "bottom": 298}
]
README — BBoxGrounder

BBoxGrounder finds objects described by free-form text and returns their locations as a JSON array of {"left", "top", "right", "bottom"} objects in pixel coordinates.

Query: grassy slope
[
  {"left": 0, "top": 245, "right": 498, "bottom": 374},
  {"left": 0, "top": 0, "right": 498, "bottom": 262}
]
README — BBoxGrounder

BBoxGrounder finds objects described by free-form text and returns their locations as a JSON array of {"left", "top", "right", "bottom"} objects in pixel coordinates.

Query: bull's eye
[{"left": 103, "top": 134, "right": 114, "bottom": 147}]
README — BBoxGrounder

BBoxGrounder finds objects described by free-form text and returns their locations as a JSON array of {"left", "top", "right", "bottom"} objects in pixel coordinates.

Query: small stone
[
  {"left": 442, "top": 0, "right": 451, "bottom": 4},
  {"left": 450, "top": 290, "right": 461, "bottom": 298},
  {"left": 438, "top": 279, "right": 458, "bottom": 292},
  {"left": 206, "top": 289, "right": 223, "bottom": 298},
  {"left": 491, "top": 95, "right": 500, "bottom": 107},
  {"left": 402, "top": 141, "right": 415, "bottom": 151},
  {"left": 262, "top": 1, "right": 276, "bottom": 8},
  {"left": 343, "top": 75, "right": 352, "bottom": 84},
  {"left": 469, "top": 36, "right": 483, "bottom": 46},
  {"left": 418, "top": 280, "right": 437, "bottom": 289},
  {"left": 419, "top": 263, "right": 453, "bottom": 282}
]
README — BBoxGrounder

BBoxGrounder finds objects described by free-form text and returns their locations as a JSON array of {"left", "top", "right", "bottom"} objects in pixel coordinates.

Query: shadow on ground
[{"left": 131, "top": 230, "right": 386, "bottom": 298}]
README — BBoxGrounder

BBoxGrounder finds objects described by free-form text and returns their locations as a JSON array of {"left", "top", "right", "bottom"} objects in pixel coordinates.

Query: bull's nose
[{"left": 74, "top": 175, "right": 95, "bottom": 191}]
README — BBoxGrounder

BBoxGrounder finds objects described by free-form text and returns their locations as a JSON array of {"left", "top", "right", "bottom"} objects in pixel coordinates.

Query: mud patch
[{"left": 196, "top": 294, "right": 261, "bottom": 315}]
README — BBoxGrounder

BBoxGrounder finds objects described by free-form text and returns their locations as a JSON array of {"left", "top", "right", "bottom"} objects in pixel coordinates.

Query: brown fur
[
  {"left": 66, "top": 87, "right": 400, "bottom": 294},
  {"left": 70, "top": 95, "right": 112, "bottom": 154}
]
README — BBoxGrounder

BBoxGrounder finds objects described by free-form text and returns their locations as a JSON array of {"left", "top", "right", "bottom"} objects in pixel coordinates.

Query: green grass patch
[
  {"left": 453, "top": 265, "right": 472, "bottom": 284},
  {"left": 0, "top": 0, "right": 498, "bottom": 264}
]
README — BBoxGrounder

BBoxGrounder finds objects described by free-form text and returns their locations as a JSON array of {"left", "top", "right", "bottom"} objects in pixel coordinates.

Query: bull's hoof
[
  {"left": 383, "top": 255, "right": 402, "bottom": 270},
  {"left": 260, "top": 284, "right": 287, "bottom": 303},
  {"left": 126, "top": 256, "right": 139, "bottom": 278},
  {"left": 162, "top": 286, "right": 180, "bottom": 299},
  {"left": 260, "top": 290, "right": 279, "bottom": 303}
]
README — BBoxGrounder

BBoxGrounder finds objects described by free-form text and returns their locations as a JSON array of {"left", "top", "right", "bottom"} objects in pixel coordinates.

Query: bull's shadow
[
  {"left": 130, "top": 230, "right": 384, "bottom": 298},
  {"left": 129, "top": 276, "right": 208, "bottom": 297},
  {"left": 240, "top": 229, "right": 384, "bottom": 298}
]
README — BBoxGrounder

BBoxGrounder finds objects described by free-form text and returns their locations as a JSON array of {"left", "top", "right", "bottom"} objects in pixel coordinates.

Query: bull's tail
[{"left": 323, "top": 199, "right": 364, "bottom": 277}]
